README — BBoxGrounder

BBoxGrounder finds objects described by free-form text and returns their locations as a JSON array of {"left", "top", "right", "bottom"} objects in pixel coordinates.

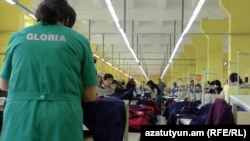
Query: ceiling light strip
[
  {"left": 6, "top": 0, "right": 16, "bottom": 5},
  {"left": 160, "top": 0, "right": 206, "bottom": 79},
  {"left": 139, "top": 65, "right": 148, "bottom": 80},
  {"left": 94, "top": 53, "right": 132, "bottom": 77},
  {"left": 105, "top": 0, "right": 148, "bottom": 79},
  {"left": 6, "top": 0, "right": 36, "bottom": 19}
]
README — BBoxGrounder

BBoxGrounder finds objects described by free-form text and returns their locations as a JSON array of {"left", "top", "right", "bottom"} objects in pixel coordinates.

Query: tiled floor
[
  {"left": 156, "top": 114, "right": 167, "bottom": 125},
  {"left": 85, "top": 114, "right": 167, "bottom": 141},
  {"left": 128, "top": 132, "right": 140, "bottom": 141}
]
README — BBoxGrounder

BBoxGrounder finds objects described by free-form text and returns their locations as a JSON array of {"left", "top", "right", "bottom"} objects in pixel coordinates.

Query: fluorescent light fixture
[
  {"left": 6, "top": 0, "right": 16, "bottom": 5},
  {"left": 95, "top": 54, "right": 125, "bottom": 75},
  {"left": 106, "top": 61, "right": 112, "bottom": 66},
  {"left": 113, "top": 67, "right": 118, "bottom": 70},
  {"left": 6, "top": 0, "right": 36, "bottom": 21},
  {"left": 139, "top": 65, "right": 148, "bottom": 81},
  {"left": 124, "top": 73, "right": 129, "bottom": 77},
  {"left": 93, "top": 54, "right": 100, "bottom": 59},
  {"left": 167, "top": 36, "right": 183, "bottom": 64},
  {"left": 223, "top": 62, "right": 228, "bottom": 66},
  {"left": 105, "top": 0, "right": 147, "bottom": 79},
  {"left": 160, "top": 0, "right": 206, "bottom": 79},
  {"left": 28, "top": 13, "right": 36, "bottom": 19},
  {"left": 161, "top": 64, "right": 170, "bottom": 79}
]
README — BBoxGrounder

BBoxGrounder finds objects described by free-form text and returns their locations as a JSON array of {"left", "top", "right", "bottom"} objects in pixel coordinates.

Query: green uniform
[
  {"left": 0, "top": 22, "right": 97, "bottom": 141},
  {"left": 158, "top": 82, "right": 166, "bottom": 93}
]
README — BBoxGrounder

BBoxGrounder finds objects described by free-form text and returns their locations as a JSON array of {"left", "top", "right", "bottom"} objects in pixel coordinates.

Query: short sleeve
[
  {"left": 0, "top": 33, "right": 17, "bottom": 80},
  {"left": 80, "top": 38, "right": 98, "bottom": 87}
]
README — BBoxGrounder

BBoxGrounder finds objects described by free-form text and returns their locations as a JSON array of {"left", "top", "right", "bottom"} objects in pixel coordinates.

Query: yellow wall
[{"left": 0, "top": 2, "right": 25, "bottom": 68}]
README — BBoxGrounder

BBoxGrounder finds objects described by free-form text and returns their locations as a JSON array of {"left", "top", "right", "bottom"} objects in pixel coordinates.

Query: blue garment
[
  {"left": 110, "top": 87, "right": 135, "bottom": 100},
  {"left": 189, "top": 103, "right": 212, "bottom": 125},
  {"left": 83, "top": 97, "right": 126, "bottom": 141},
  {"left": 166, "top": 100, "right": 201, "bottom": 125},
  {"left": 154, "top": 93, "right": 163, "bottom": 104}
]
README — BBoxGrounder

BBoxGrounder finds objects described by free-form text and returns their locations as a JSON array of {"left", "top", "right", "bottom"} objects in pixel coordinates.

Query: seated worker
[
  {"left": 219, "top": 72, "right": 249, "bottom": 103},
  {"left": 163, "top": 87, "right": 172, "bottom": 97},
  {"left": 111, "top": 79, "right": 124, "bottom": 93},
  {"left": 205, "top": 79, "right": 223, "bottom": 94},
  {"left": 97, "top": 73, "right": 115, "bottom": 97}
]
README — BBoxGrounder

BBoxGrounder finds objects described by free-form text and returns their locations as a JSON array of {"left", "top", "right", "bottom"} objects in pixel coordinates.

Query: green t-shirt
[
  {"left": 0, "top": 22, "right": 98, "bottom": 141},
  {"left": 158, "top": 82, "right": 166, "bottom": 93},
  {"left": 0, "top": 22, "right": 97, "bottom": 97}
]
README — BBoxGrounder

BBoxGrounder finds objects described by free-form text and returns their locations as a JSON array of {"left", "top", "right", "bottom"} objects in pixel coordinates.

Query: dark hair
[
  {"left": 112, "top": 80, "right": 118, "bottom": 84},
  {"left": 230, "top": 73, "right": 243, "bottom": 84},
  {"left": 64, "top": 5, "right": 76, "bottom": 27},
  {"left": 173, "top": 82, "right": 177, "bottom": 87},
  {"left": 103, "top": 73, "right": 113, "bottom": 80},
  {"left": 214, "top": 80, "right": 221, "bottom": 87},
  {"left": 121, "top": 80, "right": 125, "bottom": 85},
  {"left": 147, "top": 80, "right": 161, "bottom": 93},
  {"left": 35, "top": 0, "right": 76, "bottom": 26},
  {"left": 209, "top": 80, "right": 215, "bottom": 85},
  {"left": 146, "top": 80, "right": 155, "bottom": 86},
  {"left": 93, "top": 57, "right": 97, "bottom": 64},
  {"left": 210, "top": 79, "right": 221, "bottom": 88},
  {"left": 126, "top": 78, "right": 136, "bottom": 88}
]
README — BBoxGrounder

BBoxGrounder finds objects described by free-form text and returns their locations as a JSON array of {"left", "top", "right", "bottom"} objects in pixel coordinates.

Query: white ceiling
[{"left": 20, "top": 0, "right": 228, "bottom": 78}]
